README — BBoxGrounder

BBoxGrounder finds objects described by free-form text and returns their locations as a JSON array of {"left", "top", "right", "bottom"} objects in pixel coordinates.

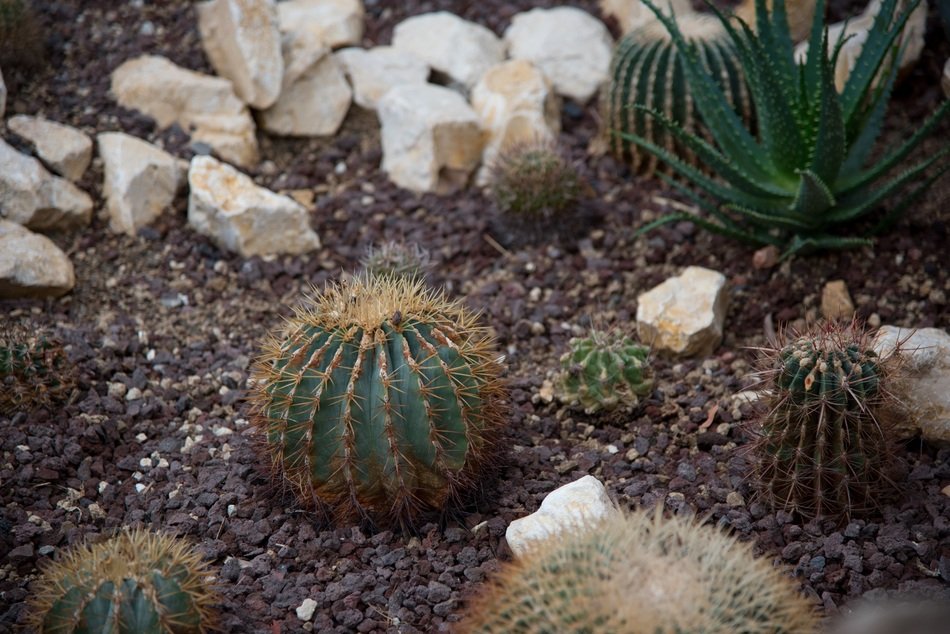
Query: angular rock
[
  {"left": 0, "top": 66, "right": 6, "bottom": 119},
  {"left": 471, "top": 59, "right": 561, "bottom": 182},
  {"left": 336, "top": 46, "right": 429, "bottom": 110},
  {"left": 98, "top": 132, "right": 186, "bottom": 236},
  {"left": 821, "top": 279, "right": 855, "bottom": 320},
  {"left": 392, "top": 12, "right": 505, "bottom": 88},
  {"left": 377, "top": 84, "right": 485, "bottom": 194},
  {"left": 0, "top": 139, "right": 93, "bottom": 232},
  {"left": 277, "top": 0, "right": 364, "bottom": 49},
  {"left": 8, "top": 115, "right": 93, "bottom": 182},
  {"left": 260, "top": 32, "right": 351, "bottom": 136},
  {"left": 197, "top": 0, "right": 284, "bottom": 109},
  {"left": 187, "top": 155, "right": 320, "bottom": 256},
  {"left": 636, "top": 266, "right": 729, "bottom": 357},
  {"left": 874, "top": 326, "right": 950, "bottom": 444},
  {"left": 504, "top": 7, "right": 614, "bottom": 103},
  {"left": 599, "top": 0, "right": 694, "bottom": 34},
  {"left": 505, "top": 476, "right": 617, "bottom": 558},
  {"left": 0, "top": 220, "right": 75, "bottom": 299},
  {"left": 111, "top": 55, "right": 259, "bottom": 167}
]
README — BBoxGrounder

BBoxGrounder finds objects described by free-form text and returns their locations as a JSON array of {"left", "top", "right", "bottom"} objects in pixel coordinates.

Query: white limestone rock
[
  {"left": 392, "top": 12, "right": 505, "bottom": 88},
  {"left": 636, "top": 266, "right": 729, "bottom": 358},
  {"left": 471, "top": 59, "right": 561, "bottom": 183},
  {"left": 187, "top": 155, "right": 320, "bottom": 256},
  {"left": 0, "top": 139, "right": 93, "bottom": 232},
  {"left": 0, "top": 220, "right": 75, "bottom": 299},
  {"left": 0, "top": 66, "right": 6, "bottom": 119},
  {"left": 277, "top": 0, "right": 364, "bottom": 49},
  {"left": 377, "top": 84, "right": 485, "bottom": 194},
  {"left": 336, "top": 46, "right": 429, "bottom": 110},
  {"left": 873, "top": 326, "right": 950, "bottom": 444},
  {"left": 98, "top": 132, "right": 186, "bottom": 236},
  {"left": 820, "top": 279, "right": 855, "bottom": 320},
  {"left": 505, "top": 476, "right": 618, "bottom": 558},
  {"left": 504, "top": 7, "right": 614, "bottom": 103},
  {"left": 111, "top": 55, "right": 259, "bottom": 167},
  {"left": 260, "top": 32, "right": 352, "bottom": 136},
  {"left": 8, "top": 115, "right": 93, "bottom": 182},
  {"left": 197, "top": 0, "right": 284, "bottom": 109}
]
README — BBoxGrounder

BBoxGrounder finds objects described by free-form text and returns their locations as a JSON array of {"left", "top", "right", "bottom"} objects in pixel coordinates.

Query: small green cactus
[
  {"left": 360, "top": 241, "right": 433, "bottom": 281},
  {"left": 558, "top": 330, "right": 653, "bottom": 415},
  {"left": 457, "top": 509, "right": 818, "bottom": 633},
  {"left": 250, "top": 274, "right": 507, "bottom": 528},
  {"left": 754, "top": 321, "right": 895, "bottom": 522},
  {"left": 1, "top": 329, "right": 73, "bottom": 416},
  {"left": 0, "top": 0, "right": 45, "bottom": 70},
  {"left": 27, "top": 529, "right": 217, "bottom": 634}
]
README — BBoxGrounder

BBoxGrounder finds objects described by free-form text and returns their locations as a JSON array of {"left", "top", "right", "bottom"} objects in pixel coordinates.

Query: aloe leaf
[
  {"left": 791, "top": 169, "right": 836, "bottom": 216},
  {"left": 807, "top": 39, "right": 846, "bottom": 183},
  {"left": 802, "top": 0, "right": 828, "bottom": 100},
  {"left": 782, "top": 234, "right": 873, "bottom": 258},
  {"left": 655, "top": 171, "right": 759, "bottom": 236},
  {"left": 839, "top": 45, "right": 901, "bottom": 175}
]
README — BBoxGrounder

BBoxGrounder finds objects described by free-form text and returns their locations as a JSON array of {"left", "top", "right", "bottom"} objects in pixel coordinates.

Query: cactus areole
[{"left": 251, "top": 275, "right": 507, "bottom": 528}]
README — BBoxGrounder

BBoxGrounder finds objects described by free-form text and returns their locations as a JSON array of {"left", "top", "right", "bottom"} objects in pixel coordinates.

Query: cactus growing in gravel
[
  {"left": 457, "top": 509, "right": 818, "bottom": 633},
  {"left": 360, "top": 241, "right": 434, "bottom": 281},
  {"left": 0, "top": 330, "right": 73, "bottom": 415},
  {"left": 753, "top": 321, "right": 895, "bottom": 521},
  {"left": 250, "top": 275, "right": 507, "bottom": 528},
  {"left": 558, "top": 330, "right": 653, "bottom": 415},
  {"left": 0, "top": 0, "right": 44, "bottom": 70},
  {"left": 27, "top": 529, "right": 216, "bottom": 634}
]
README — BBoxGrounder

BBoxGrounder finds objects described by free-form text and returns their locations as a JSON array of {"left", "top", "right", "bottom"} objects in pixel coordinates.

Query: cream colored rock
[
  {"left": 505, "top": 476, "right": 618, "bottom": 558},
  {"left": 187, "top": 155, "right": 320, "bottom": 256},
  {"left": 111, "top": 55, "right": 259, "bottom": 167},
  {"left": 336, "top": 46, "right": 429, "bottom": 110},
  {"left": 392, "top": 12, "right": 505, "bottom": 87},
  {"left": 0, "top": 67, "right": 6, "bottom": 119},
  {"left": 197, "top": 0, "right": 283, "bottom": 109},
  {"left": 636, "top": 266, "right": 729, "bottom": 357},
  {"left": 599, "top": 0, "right": 694, "bottom": 34},
  {"left": 874, "top": 326, "right": 950, "bottom": 444},
  {"left": 260, "top": 33, "right": 351, "bottom": 136},
  {"left": 0, "top": 139, "right": 92, "bottom": 232},
  {"left": 8, "top": 116, "right": 93, "bottom": 182},
  {"left": 98, "top": 133, "right": 186, "bottom": 236},
  {"left": 471, "top": 59, "right": 561, "bottom": 183},
  {"left": 821, "top": 280, "right": 855, "bottom": 320},
  {"left": 277, "top": 0, "right": 364, "bottom": 49},
  {"left": 0, "top": 220, "right": 75, "bottom": 298},
  {"left": 504, "top": 7, "right": 614, "bottom": 103},
  {"left": 378, "top": 84, "right": 485, "bottom": 194}
]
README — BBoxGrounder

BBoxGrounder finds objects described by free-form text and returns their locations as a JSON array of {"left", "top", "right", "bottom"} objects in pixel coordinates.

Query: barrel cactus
[
  {"left": 602, "top": 11, "right": 750, "bottom": 176},
  {"left": 558, "top": 330, "right": 653, "bottom": 415},
  {"left": 250, "top": 275, "right": 507, "bottom": 528},
  {"left": 1, "top": 329, "right": 73, "bottom": 416},
  {"left": 753, "top": 321, "right": 895, "bottom": 521},
  {"left": 27, "top": 529, "right": 216, "bottom": 633},
  {"left": 457, "top": 509, "right": 818, "bottom": 633}
]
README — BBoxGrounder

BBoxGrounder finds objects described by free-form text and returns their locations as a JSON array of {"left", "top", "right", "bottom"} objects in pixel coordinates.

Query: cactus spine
[
  {"left": 754, "top": 322, "right": 895, "bottom": 521},
  {"left": 250, "top": 275, "right": 507, "bottom": 528},
  {"left": 27, "top": 529, "right": 216, "bottom": 634},
  {"left": 1, "top": 329, "right": 73, "bottom": 415},
  {"left": 558, "top": 330, "right": 652, "bottom": 415},
  {"left": 360, "top": 241, "right": 434, "bottom": 281},
  {"left": 457, "top": 509, "right": 818, "bottom": 633}
]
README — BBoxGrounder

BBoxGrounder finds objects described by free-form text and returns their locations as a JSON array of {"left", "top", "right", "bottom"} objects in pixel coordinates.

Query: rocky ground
[{"left": 2, "top": 0, "right": 950, "bottom": 632}]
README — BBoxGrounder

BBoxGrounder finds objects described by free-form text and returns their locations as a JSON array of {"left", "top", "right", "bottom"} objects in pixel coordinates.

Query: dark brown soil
[{"left": 2, "top": 1, "right": 949, "bottom": 632}]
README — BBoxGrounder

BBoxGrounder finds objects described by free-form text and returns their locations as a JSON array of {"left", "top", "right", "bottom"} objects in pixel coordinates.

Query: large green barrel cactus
[
  {"left": 1, "top": 328, "right": 73, "bottom": 416},
  {"left": 457, "top": 509, "right": 818, "bottom": 633},
  {"left": 602, "top": 12, "right": 750, "bottom": 176},
  {"left": 754, "top": 322, "right": 895, "bottom": 522},
  {"left": 558, "top": 330, "right": 652, "bottom": 415},
  {"left": 250, "top": 275, "right": 507, "bottom": 528},
  {"left": 27, "top": 529, "right": 216, "bottom": 633}
]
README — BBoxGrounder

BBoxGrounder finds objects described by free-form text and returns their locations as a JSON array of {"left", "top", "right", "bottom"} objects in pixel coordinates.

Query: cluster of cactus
[
  {"left": 249, "top": 274, "right": 507, "bottom": 528},
  {"left": 558, "top": 330, "right": 653, "bottom": 415},
  {"left": 602, "top": 11, "right": 750, "bottom": 176},
  {"left": 360, "top": 240, "right": 434, "bottom": 281},
  {"left": 753, "top": 321, "right": 895, "bottom": 521},
  {"left": 0, "top": 0, "right": 44, "bottom": 70},
  {"left": 1, "top": 329, "right": 73, "bottom": 416},
  {"left": 458, "top": 508, "right": 817, "bottom": 633},
  {"left": 27, "top": 529, "right": 216, "bottom": 634}
]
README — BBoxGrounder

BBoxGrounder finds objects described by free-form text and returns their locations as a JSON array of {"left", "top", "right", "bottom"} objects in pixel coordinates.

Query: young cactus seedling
[
  {"left": 359, "top": 240, "right": 434, "bottom": 281},
  {"left": 1, "top": 328, "right": 74, "bottom": 416},
  {"left": 558, "top": 329, "right": 653, "bottom": 415}
]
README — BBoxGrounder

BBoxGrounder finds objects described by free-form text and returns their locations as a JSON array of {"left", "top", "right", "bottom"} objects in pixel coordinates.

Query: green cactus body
[
  {"left": 0, "top": 331, "right": 72, "bottom": 415},
  {"left": 251, "top": 275, "right": 507, "bottom": 527},
  {"left": 756, "top": 326, "right": 893, "bottom": 521},
  {"left": 28, "top": 530, "right": 216, "bottom": 634},
  {"left": 602, "top": 13, "right": 750, "bottom": 176},
  {"left": 558, "top": 331, "right": 652, "bottom": 415}
]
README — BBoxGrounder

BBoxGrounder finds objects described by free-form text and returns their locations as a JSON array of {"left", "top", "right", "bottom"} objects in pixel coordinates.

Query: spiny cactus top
[
  {"left": 0, "top": 329, "right": 73, "bottom": 416},
  {"left": 250, "top": 275, "right": 507, "bottom": 528},
  {"left": 27, "top": 529, "right": 216, "bottom": 634},
  {"left": 359, "top": 241, "right": 433, "bottom": 281},
  {"left": 458, "top": 509, "right": 818, "bottom": 633},
  {"left": 558, "top": 330, "right": 653, "bottom": 415}
]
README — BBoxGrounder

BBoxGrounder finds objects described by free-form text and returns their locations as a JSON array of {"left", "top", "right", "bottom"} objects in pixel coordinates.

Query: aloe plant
[{"left": 625, "top": 0, "right": 950, "bottom": 257}]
